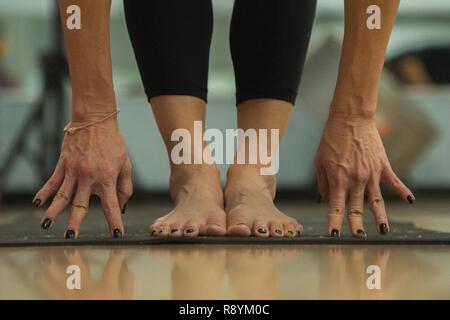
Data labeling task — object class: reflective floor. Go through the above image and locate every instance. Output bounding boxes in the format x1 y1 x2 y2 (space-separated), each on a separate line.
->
0 199 449 299
0 245 449 299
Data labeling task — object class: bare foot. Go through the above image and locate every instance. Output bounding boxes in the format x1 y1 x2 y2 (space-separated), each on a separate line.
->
225 165 303 237
150 165 226 237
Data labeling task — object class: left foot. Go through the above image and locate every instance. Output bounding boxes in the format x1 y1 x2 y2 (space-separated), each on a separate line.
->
224 165 303 237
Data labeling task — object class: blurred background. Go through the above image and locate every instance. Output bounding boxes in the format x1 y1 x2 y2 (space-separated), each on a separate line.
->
1 0 449 206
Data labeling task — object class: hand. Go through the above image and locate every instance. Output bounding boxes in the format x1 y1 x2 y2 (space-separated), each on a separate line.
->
33 117 133 238
315 115 415 237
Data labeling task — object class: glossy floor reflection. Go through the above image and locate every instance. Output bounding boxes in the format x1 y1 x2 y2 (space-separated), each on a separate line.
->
0 245 449 299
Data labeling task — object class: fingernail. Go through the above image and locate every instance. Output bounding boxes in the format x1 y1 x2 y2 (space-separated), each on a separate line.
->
33 198 41 207
379 223 389 235
330 229 340 238
41 218 52 230
316 194 322 203
407 195 415 204
185 228 194 234
275 229 282 235
171 229 178 233
121 203 127 214
257 228 267 234
64 229 75 239
356 229 367 238
113 228 123 239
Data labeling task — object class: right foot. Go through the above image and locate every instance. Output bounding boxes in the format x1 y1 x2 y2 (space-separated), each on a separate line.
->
150 165 227 237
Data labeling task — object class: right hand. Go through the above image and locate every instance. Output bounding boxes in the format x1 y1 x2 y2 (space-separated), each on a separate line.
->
33 116 133 239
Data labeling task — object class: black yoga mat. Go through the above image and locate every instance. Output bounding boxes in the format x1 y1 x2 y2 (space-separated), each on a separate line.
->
0 204 449 247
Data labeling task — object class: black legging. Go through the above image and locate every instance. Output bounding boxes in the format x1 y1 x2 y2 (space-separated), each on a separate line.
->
124 0 316 105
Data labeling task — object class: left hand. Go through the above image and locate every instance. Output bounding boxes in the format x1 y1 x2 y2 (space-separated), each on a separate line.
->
314 115 415 237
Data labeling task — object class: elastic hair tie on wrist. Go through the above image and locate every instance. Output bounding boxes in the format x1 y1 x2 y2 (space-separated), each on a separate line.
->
63 109 119 134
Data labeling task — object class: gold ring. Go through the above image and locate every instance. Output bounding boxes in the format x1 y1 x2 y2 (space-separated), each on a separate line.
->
71 203 89 214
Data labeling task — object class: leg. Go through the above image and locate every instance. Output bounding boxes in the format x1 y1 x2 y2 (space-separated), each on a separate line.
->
226 0 316 237
124 0 226 237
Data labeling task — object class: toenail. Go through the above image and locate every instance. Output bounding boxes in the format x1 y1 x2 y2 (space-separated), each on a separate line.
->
159 229 164 234
186 228 194 234
257 228 267 234
275 229 282 235
151 230 156 236
171 229 178 233
287 230 295 236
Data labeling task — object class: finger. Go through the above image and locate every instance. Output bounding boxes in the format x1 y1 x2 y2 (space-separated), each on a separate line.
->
99 184 124 238
381 167 415 204
347 185 366 238
33 160 65 207
366 180 389 235
66 182 92 239
41 175 76 229
327 175 347 238
316 166 329 203
117 159 133 214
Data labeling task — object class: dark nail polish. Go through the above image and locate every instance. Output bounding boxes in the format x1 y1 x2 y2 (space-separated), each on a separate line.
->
288 230 295 236
121 203 127 214
65 229 75 239
186 228 194 234
379 223 389 235
257 228 267 234
151 230 156 236
330 229 340 238
41 218 52 230
356 229 367 237
113 228 123 239
316 194 322 203
407 195 415 204
171 229 178 233
275 229 282 235
33 198 41 207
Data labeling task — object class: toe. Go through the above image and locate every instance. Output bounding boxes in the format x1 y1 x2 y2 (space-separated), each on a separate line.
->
269 223 284 237
169 223 183 237
149 223 161 236
183 223 199 237
283 223 297 237
157 224 170 237
227 223 252 237
252 221 269 237
204 223 227 236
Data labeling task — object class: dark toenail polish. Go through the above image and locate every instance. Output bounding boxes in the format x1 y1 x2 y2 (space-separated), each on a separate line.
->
407 195 415 204
316 194 322 203
65 229 75 239
33 198 41 207
379 223 389 235
159 229 164 234
356 229 367 237
41 218 52 230
275 229 282 235
257 228 267 234
330 229 340 238
171 229 178 233
186 228 194 234
113 228 123 239
151 230 156 236
288 231 295 236
121 203 127 214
